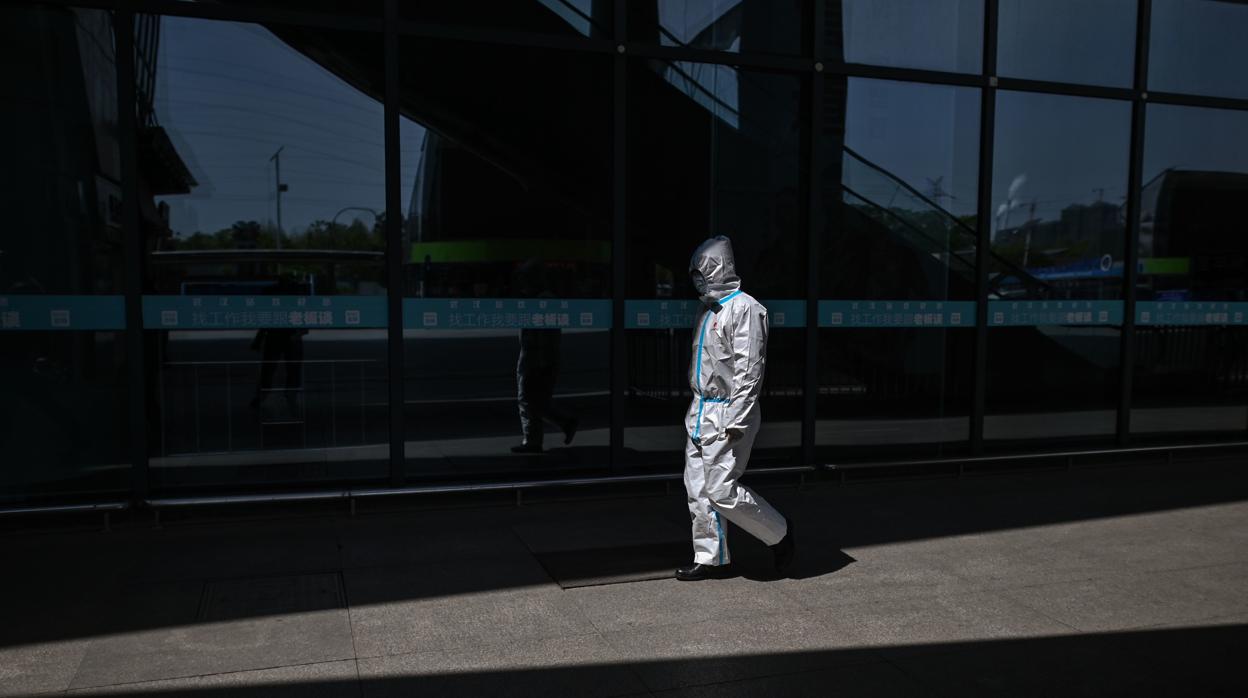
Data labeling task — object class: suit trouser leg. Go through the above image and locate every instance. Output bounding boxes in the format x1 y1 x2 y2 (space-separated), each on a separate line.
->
684 437 728 565
700 428 788 547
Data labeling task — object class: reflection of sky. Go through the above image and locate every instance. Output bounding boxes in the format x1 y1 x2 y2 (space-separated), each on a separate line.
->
997 0 1136 88
991 92 1131 239
840 0 983 73
844 78 980 219
155 17 395 237
1150 0 1248 100
1144 103 1248 181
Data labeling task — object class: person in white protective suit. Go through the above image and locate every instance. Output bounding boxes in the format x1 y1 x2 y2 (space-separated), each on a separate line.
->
677 235 795 581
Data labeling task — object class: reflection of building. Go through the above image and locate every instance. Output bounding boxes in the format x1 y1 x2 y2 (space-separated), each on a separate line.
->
1140 169 1248 301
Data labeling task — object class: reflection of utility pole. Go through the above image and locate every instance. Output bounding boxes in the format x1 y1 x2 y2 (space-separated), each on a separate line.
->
1092 187 1105 202
269 146 287 249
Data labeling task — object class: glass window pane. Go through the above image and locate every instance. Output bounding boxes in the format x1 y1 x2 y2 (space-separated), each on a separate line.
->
817 78 979 458
3 5 122 295
1133 103 1248 438
990 92 1130 301
400 39 611 478
402 0 612 38
628 0 807 55
986 92 1130 448
625 60 804 468
826 78 981 301
142 16 389 491
1149 0 1248 100
1 6 130 504
834 0 983 74
997 0 1136 88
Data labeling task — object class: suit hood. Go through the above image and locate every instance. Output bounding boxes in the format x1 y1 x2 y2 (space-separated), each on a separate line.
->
689 235 742 305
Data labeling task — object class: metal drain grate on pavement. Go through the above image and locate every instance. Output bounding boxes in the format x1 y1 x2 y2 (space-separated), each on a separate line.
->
198 572 345 621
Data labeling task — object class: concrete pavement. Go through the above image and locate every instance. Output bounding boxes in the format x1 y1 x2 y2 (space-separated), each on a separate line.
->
3 455 1247 696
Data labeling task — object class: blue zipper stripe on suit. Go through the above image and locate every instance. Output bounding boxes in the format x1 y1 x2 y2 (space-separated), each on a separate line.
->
714 511 725 565
692 289 744 441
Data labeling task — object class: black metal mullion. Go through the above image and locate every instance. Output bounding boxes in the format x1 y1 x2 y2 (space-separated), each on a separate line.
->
802 1 823 468
383 0 404 486
117 7 150 505
609 0 627 473
994 76 1135 101
1146 90 1248 112
1118 0 1152 446
971 0 999 455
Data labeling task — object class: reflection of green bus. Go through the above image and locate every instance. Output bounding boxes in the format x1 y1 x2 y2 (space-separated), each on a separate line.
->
1140 169 1248 301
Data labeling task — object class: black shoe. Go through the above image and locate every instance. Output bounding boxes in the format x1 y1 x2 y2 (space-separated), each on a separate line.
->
675 563 730 581
771 516 795 574
563 418 579 445
510 442 543 454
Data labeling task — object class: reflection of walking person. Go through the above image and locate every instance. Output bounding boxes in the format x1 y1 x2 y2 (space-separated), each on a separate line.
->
512 327 578 453
677 236 795 581
248 328 307 415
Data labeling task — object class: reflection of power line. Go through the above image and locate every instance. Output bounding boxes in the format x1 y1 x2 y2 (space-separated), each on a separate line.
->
169 133 382 171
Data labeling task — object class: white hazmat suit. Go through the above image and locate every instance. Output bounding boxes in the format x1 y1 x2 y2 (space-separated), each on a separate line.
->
683 236 789 568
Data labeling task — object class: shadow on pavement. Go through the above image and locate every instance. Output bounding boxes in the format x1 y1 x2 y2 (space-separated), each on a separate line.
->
58 623 1248 697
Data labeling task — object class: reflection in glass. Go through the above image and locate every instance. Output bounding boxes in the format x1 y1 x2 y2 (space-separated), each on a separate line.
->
626 60 803 467
0 332 130 502
1139 105 1248 302
400 40 611 478
834 0 982 74
991 91 1130 301
817 78 977 457
997 0 1135 88
986 92 1128 447
141 17 389 489
2 5 121 295
1150 0 1248 100
1133 104 1248 437
0 6 131 502
826 78 980 301
628 0 806 55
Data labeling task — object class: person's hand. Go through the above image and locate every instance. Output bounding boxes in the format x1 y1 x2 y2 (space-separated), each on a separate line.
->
725 428 744 442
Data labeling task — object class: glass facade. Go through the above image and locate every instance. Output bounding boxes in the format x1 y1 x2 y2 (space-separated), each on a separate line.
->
2 0 1247 507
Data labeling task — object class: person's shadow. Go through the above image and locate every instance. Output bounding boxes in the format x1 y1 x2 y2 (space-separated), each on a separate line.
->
720 523 856 581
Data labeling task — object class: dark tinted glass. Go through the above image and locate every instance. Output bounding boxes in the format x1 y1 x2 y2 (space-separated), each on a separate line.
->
986 92 1129 448
1150 0 1248 100
141 16 389 491
400 39 611 478
824 78 980 301
817 78 978 458
991 91 1130 301
998 0 1136 88
402 0 611 38
0 6 130 503
833 0 983 74
625 60 804 467
2 5 122 295
1132 104 1248 438
628 0 806 54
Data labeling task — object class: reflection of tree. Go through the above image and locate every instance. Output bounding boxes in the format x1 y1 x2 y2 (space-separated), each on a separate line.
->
169 217 385 252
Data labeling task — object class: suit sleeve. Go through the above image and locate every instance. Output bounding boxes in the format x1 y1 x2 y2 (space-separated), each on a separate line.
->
723 302 767 431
